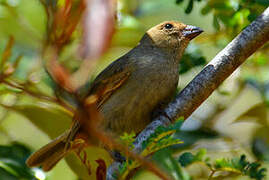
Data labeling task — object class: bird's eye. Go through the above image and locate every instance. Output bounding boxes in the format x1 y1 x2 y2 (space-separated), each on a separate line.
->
164 23 173 29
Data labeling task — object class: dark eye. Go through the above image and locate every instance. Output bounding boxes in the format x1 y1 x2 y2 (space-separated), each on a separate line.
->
164 23 173 29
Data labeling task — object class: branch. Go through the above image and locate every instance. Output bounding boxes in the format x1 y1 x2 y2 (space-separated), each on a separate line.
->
107 7 269 179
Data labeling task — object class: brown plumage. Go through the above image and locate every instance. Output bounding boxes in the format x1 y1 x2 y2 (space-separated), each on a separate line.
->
26 21 203 171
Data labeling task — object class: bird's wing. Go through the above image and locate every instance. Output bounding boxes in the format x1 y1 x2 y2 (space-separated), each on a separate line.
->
87 56 134 108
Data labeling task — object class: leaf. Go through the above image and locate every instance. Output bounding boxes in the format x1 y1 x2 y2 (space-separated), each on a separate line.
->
175 0 184 4
65 146 112 180
201 5 212 15
153 148 190 180
213 15 220 30
120 132 136 149
178 149 207 167
178 150 267 180
10 104 72 139
178 152 195 167
142 135 183 156
255 0 269 6
214 155 266 180
185 0 193 14
252 137 269 161
195 148 207 161
248 13 259 22
142 119 184 150
119 120 184 179
0 167 18 180
247 163 266 180
179 43 206 74
96 159 107 180
0 143 38 180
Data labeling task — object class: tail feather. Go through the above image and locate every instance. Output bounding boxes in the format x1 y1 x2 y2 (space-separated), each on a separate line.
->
26 131 69 171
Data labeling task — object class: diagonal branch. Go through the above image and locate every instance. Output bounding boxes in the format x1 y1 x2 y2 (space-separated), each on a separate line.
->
134 6 269 153
107 7 269 179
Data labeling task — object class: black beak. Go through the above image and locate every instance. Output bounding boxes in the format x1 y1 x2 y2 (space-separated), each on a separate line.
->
182 25 203 40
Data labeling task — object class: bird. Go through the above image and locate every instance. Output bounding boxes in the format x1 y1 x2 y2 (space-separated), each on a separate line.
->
26 21 203 171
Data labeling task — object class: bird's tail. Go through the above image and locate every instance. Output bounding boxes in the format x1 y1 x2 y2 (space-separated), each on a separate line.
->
26 131 69 171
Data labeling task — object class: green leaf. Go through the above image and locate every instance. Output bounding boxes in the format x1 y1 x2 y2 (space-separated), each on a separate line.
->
247 13 258 21
178 151 266 180
195 148 207 161
175 0 184 4
201 5 212 15
0 167 18 180
153 149 190 180
178 152 195 167
120 132 136 149
214 155 266 180
119 120 184 178
213 15 220 30
185 0 193 14
178 149 207 167
179 44 206 74
0 143 38 180
255 0 269 6
246 163 266 180
10 104 72 139
142 119 184 150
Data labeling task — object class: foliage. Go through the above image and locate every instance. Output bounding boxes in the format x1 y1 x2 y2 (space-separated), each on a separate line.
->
118 119 184 179
120 132 136 149
178 149 208 167
176 0 268 35
0 142 39 180
176 0 202 14
178 150 266 180
179 44 206 74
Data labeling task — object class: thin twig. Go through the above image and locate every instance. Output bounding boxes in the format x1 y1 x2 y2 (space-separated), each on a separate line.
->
2 79 75 113
208 170 215 180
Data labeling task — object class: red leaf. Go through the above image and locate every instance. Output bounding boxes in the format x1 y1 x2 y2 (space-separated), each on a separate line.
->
96 159 107 180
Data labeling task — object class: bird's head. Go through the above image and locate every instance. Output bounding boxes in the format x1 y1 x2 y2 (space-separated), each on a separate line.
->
142 21 203 58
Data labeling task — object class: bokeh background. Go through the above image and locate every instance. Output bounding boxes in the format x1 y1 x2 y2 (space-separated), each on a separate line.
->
0 0 268 179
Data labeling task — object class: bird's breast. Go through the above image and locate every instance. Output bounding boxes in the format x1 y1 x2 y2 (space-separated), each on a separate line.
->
100 61 179 135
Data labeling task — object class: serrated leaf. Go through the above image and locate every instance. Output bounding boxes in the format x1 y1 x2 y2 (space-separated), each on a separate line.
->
120 132 136 149
214 155 266 180
119 120 184 178
142 119 184 150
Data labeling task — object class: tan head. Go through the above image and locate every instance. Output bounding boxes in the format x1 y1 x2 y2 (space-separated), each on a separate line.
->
142 21 203 58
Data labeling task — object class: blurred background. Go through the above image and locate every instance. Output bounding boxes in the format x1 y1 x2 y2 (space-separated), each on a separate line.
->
0 0 268 179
